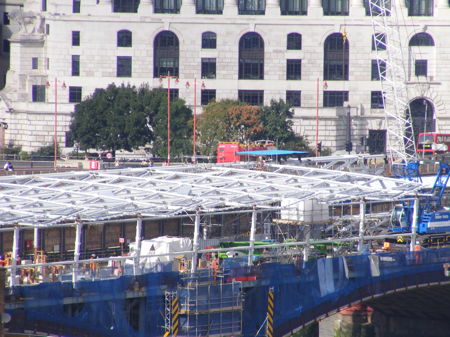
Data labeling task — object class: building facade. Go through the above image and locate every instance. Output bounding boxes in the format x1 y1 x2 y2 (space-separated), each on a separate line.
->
0 0 449 153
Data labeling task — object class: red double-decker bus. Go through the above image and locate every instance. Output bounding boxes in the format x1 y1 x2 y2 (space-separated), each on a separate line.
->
417 132 450 154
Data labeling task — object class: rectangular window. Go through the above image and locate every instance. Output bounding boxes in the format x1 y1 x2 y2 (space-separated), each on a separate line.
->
155 58 179 78
201 58 216 79
72 55 80 76
280 0 307 15
323 0 349 15
32 57 38 70
65 131 74 148
154 0 182 13
365 0 391 15
286 90 301 107
372 33 386 51
239 59 264 79
323 91 348 107
46 58 50 70
407 0 433 16
72 31 80 46
3 13 9 25
73 0 81 13
371 91 384 109
238 0 265 14
117 56 132 77
113 0 140 12
415 59 428 76
46 24 50 35
201 89 216 105
286 59 301 80
69 86 82 103
32 85 46 102
196 0 223 14
238 90 264 105
42 0 47 11
371 59 386 81
3 40 10 54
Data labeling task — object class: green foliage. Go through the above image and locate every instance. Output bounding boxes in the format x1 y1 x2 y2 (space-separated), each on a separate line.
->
152 97 193 159
70 83 156 153
197 98 311 156
30 144 58 160
196 99 243 156
1 144 22 155
19 151 30 160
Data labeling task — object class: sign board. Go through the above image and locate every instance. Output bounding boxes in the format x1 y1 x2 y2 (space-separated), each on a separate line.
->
119 237 125 243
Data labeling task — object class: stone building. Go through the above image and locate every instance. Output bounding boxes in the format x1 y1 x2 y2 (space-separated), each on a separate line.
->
0 0 448 153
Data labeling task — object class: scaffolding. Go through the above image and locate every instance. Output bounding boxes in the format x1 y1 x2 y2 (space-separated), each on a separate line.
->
172 269 243 336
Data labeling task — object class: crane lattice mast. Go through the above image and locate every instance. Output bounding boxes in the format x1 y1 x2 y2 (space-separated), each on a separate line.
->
369 0 417 164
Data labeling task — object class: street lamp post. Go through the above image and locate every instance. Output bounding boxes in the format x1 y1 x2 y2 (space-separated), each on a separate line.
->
159 72 179 165
46 79 66 169
185 79 206 164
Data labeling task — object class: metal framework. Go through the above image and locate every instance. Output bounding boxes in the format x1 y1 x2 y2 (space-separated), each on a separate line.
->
369 0 417 163
0 163 421 228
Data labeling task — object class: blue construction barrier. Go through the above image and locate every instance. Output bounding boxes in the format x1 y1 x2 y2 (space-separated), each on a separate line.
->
5 248 450 337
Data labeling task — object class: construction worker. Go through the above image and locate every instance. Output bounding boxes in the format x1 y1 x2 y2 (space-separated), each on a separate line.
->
90 254 97 279
211 256 219 280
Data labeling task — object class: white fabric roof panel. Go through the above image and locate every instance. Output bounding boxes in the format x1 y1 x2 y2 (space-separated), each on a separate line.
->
0 163 421 227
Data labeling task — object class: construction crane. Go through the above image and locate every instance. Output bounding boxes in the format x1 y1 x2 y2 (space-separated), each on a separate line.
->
368 0 450 243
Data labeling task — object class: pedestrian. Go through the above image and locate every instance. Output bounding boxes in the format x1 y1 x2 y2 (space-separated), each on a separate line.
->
3 161 13 171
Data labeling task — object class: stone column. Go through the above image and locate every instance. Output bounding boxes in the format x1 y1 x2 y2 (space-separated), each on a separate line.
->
223 0 238 16
308 0 323 17
97 0 112 14
181 0 196 14
350 0 365 16
266 0 281 16
138 0 154 14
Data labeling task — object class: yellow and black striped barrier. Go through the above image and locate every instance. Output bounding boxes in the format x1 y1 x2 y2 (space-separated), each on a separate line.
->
267 288 274 337
171 296 179 336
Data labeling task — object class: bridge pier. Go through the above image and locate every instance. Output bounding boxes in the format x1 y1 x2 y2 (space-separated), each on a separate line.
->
334 304 375 337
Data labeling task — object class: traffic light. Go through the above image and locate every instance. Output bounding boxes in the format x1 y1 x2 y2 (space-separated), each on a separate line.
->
318 142 322 153
345 141 353 152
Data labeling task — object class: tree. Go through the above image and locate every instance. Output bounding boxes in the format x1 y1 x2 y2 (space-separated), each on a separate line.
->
257 99 310 151
70 83 154 154
152 97 193 159
228 105 263 143
196 100 244 156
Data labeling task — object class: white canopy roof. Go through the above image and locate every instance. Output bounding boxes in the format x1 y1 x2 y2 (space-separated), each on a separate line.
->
0 163 421 228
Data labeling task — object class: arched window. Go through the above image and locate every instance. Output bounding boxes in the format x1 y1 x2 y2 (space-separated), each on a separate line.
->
113 0 140 12
117 30 132 47
323 33 349 81
196 0 223 14
154 31 179 78
239 32 264 80
409 32 434 46
287 33 302 50
202 32 217 49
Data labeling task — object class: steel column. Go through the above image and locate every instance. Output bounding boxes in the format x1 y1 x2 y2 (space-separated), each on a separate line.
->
10 226 20 287
191 209 200 273
73 221 83 284
248 207 256 266
134 217 143 276
358 199 366 253
410 196 419 252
